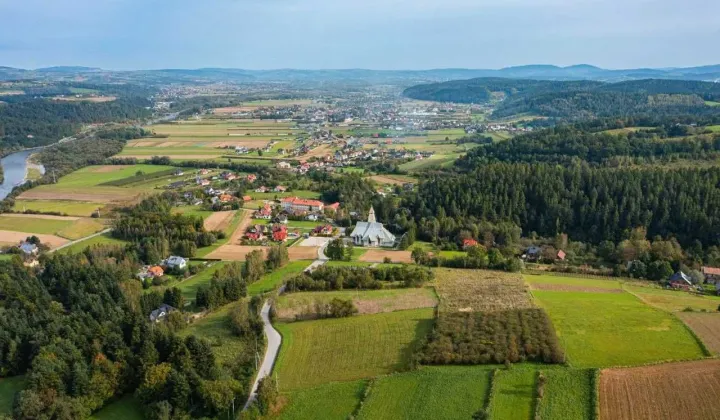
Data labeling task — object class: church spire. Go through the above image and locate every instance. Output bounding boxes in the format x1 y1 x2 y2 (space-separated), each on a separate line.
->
368 206 376 223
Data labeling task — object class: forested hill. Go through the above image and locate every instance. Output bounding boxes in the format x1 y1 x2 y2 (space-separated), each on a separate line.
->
403 78 720 120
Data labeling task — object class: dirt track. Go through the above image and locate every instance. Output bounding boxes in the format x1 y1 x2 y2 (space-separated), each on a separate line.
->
358 249 413 263
203 211 236 232
600 360 720 420
206 245 318 261
0 213 80 221
0 230 69 249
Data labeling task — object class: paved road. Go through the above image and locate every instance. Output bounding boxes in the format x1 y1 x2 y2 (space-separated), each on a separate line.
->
49 228 112 253
244 299 282 410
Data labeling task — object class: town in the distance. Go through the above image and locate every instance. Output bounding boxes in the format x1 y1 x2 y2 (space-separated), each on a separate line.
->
2 64 720 420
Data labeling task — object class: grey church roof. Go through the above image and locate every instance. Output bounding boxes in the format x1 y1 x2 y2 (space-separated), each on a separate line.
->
351 221 396 242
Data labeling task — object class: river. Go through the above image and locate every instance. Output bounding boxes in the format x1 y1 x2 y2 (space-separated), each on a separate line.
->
0 149 45 200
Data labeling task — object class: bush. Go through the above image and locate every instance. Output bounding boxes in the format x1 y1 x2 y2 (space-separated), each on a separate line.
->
256 376 278 415
284 265 434 292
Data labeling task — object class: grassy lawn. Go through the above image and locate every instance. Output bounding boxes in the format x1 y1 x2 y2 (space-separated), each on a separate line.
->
708 125 720 132
538 368 594 420
0 215 74 234
276 380 365 420
625 285 720 312
90 395 144 420
488 368 536 420
533 290 705 367
171 206 213 220
275 308 434 390
176 261 229 303
58 233 127 254
12 200 102 216
248 260 312 296
350 247 368 260
180 302 250 365
437 250 466 259
524 273 623 290
357 366 492 420
0 376 25 416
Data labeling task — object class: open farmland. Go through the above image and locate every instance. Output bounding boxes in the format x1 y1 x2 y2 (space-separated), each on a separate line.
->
57 232 127 254
12 200 104 217
524 273 623 292
625 284 720 312
206 244 318 261
357 366 492 420
488 368 536 420
538 368 594 420
0 214 76 234
676 312 720 354
202 210 236 231
435 268 533 312
274 308 434 390
276 380 365 420
358 249 412 263
247 260 312 296
0 230 68 249
533 290 705 367
275 287 437 320
599 360 720 420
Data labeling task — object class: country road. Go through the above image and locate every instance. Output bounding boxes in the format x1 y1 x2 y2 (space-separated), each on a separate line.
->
244 299 282 410
50 228 112 253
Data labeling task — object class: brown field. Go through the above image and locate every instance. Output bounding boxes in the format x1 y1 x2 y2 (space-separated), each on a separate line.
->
0 230 69 249
213 106 255 114
434 268 534 312
368 175 406 185
206 245 318 261
90 165 127 173
0 213 80 221
358 249 413 263
599 360 720 420
118 154 219 160
301 144 333 159
53 96 116 102
204 140 270 148
529 283 624 293
228 210 254 243
677 313 720 354
203 211 236 232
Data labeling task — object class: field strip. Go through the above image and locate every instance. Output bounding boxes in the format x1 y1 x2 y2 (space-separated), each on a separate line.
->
203 210 236 231
0 230 69 249
0 213 80 221
206 245 318 261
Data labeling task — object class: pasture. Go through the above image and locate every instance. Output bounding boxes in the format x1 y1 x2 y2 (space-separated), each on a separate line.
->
276 380 365 420
176 261 229 302
538 368 594 420
524 273 623 292
12 200 103 217
599 360 720 420
274 308 434 390
357 366 492 420
247 260 312 296
488 368 536 420
533 290 705 367
625 285 720 312
57 233 127 254
0 214 105 241
434 268 533 312
275 287 437 320
676 312 720 354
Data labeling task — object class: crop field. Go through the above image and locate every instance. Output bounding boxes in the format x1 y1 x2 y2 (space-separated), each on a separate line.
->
274 308 434 390
0 214 75 234
434 268 533 312
524 273 623 292
247 260 312 296
202 210 236 231
0 230 69 249
357 249 412 263
625 285 720 312
398 154 460 172
599 360 720 420
357 366 492 420
12 200 103 216
275 287 437 320
676 312 720 354
366 174 417 186
58 232 127 254
18 164 178 203
533 290 705 367
538 368 594 420
488 368 536 420
0 376 24 415
196 210 248 257
90 396 144 420
206 244 318 261
276 380 365 420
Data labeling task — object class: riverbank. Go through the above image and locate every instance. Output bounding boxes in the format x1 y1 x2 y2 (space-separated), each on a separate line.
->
0 149 46 201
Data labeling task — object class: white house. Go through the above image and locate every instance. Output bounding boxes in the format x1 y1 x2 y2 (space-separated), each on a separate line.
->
350 207 396 247
165 256 187 270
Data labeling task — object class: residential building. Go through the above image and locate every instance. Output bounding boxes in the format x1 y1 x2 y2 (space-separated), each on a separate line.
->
18 241 38 255
149 304 176 323
702 266 720 284
350 207 396 247
247 174 257 182
274 185 288 192
256 205 273 219
165 256 187 270
668 271 693 289
281 197 324 213
462 239 478 249
272 225 288 242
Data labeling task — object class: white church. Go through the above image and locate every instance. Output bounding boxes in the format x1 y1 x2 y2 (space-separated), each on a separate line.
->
350 207 396 247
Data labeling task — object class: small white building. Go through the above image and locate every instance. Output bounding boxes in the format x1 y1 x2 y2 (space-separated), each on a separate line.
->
350 207 396 247
165 256 187 270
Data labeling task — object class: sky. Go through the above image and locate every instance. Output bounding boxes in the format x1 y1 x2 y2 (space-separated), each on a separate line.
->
0 0 719 70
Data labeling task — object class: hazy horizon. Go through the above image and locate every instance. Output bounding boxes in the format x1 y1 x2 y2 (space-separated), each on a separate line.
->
1 0 719 70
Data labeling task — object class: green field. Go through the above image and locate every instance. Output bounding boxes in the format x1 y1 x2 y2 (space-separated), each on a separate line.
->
398 154 458 172
625 285 720 312
171 206 214 220
175 261 229 302
524 273 622 290
276 380 365 420
250 190 320 201
12 200 102 216
538 368 594 420
275 308 434 390
248 260 312 296
0 376 25 416
533 290 705 367
708 125 720 132
0 215 74 234
706 101 720 107
58 233 127 254
357 366 492 420
181 302 250 365
488 368 536 420
90 396 144 420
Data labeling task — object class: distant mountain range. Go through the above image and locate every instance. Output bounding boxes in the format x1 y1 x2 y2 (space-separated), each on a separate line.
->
1 64 719 84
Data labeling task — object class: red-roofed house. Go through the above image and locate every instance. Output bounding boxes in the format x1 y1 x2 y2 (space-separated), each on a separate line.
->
246 225 264 241
148 266 165 277
462 239 478 249
242 195 252 202
281 196 325 213
256 204 273 219
219 194 234 203
247 174 257 182
326 202 340 212
556 250 567 261
274 185 288 192
702 266 720 284
271 224 288 242
313 225 334 235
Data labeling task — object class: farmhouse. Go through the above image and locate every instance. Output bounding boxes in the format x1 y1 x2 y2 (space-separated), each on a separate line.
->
462 238 478 249
18 241 38 255
271 225 288 242
281 196 325 213
149 304 176 323
702 266 720 284
668 271 693 290
274 185 288 192
350 207 396 247
165 256 187 270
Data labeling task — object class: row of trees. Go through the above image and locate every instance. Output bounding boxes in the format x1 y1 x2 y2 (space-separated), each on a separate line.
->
285 265 434 292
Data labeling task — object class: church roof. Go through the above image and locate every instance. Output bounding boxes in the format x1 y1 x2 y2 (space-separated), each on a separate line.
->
351 221 396 242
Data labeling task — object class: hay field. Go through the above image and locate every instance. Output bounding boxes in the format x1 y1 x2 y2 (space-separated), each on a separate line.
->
599 360 720 420
274 308 434 390
676 312 720 354
434 268 533 312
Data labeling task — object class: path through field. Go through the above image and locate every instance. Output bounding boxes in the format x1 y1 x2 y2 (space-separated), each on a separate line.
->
50 228 112 253
244 300 282 410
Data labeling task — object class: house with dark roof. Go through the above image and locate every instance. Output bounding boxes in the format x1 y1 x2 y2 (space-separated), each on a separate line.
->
668 271 693 290
149 304 176 323
350 207 396 247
